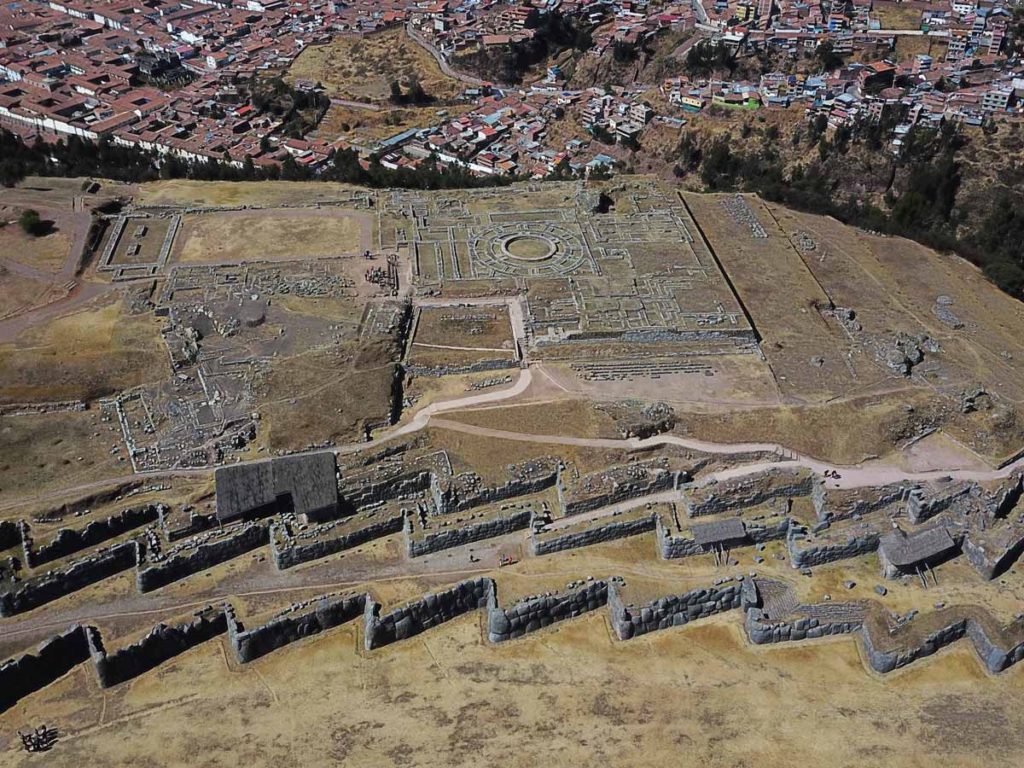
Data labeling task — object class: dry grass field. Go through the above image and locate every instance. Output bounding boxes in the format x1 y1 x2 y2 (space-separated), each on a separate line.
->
0 221 70 275
135 180 368 208
872 0 925 28
286 29 464 104
0 299 166 404
0 270 56 321
173 209 373 264
315 103 468 144
0 409 128 506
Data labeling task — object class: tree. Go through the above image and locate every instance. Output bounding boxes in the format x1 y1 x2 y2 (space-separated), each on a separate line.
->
18 209 50 236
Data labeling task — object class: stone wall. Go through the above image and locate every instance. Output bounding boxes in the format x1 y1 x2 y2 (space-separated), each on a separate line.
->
812 481 907 522
743 606 863 644
531 514 657 556
966 620 1024 673
23 505 161 568
0 625 91 712
487 581 608 642
404 358 518 378
786 525 881 569
226 594 367 663
407 508 532 557
364 578 492 650
562 470 679 517
609 579 744 640
136 523 268 592
961 530 1024 581
683 469 813 517
432 468 558 515
860 617 968 674
271 512 405 570
86 607 226 688
0 541 140 617
340 470 432 516
655 515 705 559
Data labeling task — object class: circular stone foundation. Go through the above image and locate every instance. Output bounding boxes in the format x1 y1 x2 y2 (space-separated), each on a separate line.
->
500 234 557 262
468 222 590 277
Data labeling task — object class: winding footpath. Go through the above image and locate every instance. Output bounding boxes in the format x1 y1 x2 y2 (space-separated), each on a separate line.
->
5 365 1024 516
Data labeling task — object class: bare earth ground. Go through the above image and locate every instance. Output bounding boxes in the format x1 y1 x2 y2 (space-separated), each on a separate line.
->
0 299 167 404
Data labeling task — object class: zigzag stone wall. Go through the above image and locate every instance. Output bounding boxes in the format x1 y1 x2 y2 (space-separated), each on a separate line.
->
407 508 532 557
86 607 226 688
609 579 746 640
961 530 1024 581
226 594 367 663
487 580 608 642
7 573 1024 711
432 469 558 515
23 505 161 568
136 523 268 592
0 540 140 617
531 514 657 556
0 625 90 712
338 470 432 518
271 513 404 570
363 578 492 650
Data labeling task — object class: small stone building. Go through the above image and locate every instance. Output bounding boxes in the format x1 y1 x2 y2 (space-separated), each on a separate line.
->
691 518 748 550
878 525 958 579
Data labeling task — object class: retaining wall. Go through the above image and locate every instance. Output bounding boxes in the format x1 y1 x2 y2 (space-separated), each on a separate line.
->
609 579 744 640
136 523 268 592
487 581 608 642
531 514 657 556
226 594 367 663
24 505 161 568
364 578 492 650
786 526 881 569
0 541 139 617
0 625 91 712
86 607 227 688
407 508 532 557
271 512 404 570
